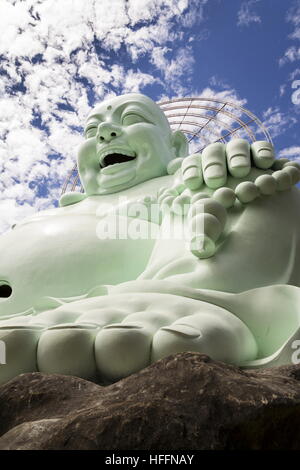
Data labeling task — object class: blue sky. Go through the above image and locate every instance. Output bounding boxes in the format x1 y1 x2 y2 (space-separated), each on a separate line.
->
0 0 299 232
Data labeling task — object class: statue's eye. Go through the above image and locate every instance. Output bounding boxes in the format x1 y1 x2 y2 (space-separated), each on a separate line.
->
84 125 98 139
122 113 146 126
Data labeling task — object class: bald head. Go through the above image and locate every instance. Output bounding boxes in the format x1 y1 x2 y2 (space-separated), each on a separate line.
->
78 92 188 195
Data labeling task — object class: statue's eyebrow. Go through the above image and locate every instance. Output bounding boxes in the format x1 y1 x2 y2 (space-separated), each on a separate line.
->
115 102 156 122
86 101 157 124
86 113 102 123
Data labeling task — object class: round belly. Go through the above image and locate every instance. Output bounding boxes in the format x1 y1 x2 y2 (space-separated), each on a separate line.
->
0 213 155 316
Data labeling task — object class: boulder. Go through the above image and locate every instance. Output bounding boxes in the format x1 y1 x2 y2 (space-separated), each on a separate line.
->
0 352 300 450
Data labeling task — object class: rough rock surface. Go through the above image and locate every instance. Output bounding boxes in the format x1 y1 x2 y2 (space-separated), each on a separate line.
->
0 352 300 450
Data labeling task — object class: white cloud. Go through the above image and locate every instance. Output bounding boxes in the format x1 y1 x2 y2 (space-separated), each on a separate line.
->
279 46 300 66
279 84 286 96
290 68 300 80
209 76 231 90
0 0 209 233
237 0 261 27
151 46 195 95
287 1 300 41
279 1 300 66
262 107 297 138
278 146 300 160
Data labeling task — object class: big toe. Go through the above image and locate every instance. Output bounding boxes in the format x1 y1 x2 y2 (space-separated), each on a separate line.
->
151 323 202 362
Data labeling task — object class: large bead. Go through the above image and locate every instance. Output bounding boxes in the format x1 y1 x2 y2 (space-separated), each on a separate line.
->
272 170 292 191
235 181 260 203
213 187 236 208
255 174 276 195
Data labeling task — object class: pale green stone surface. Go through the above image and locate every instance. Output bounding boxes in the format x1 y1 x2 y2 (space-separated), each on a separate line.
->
0 93 300 384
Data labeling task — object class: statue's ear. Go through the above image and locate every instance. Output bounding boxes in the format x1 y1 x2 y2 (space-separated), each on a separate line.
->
171 130 189 158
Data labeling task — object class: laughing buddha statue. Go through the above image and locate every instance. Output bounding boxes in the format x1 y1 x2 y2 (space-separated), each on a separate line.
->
0 92 300 385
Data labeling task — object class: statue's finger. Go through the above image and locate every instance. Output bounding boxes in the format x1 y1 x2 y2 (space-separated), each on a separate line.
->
167 157 184 175
202 143 227 189
226 139 251 178
251 141 275 169
181 153 203 190
271 158 289 171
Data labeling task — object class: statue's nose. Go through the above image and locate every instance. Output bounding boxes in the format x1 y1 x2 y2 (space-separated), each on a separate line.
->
97 122 122 143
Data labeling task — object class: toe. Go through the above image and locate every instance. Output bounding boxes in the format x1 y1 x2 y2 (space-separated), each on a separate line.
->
0 325 43 385
95 323 152 381
94 309 182 381
37 323 98 380
151 323 203 362
151 312 257 365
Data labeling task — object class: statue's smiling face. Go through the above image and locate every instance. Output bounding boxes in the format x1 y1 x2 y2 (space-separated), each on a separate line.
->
77 93 187 195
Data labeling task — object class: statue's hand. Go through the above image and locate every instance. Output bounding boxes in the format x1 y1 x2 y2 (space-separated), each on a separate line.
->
161 138 300 212
171 139 276 191
159 139 300 259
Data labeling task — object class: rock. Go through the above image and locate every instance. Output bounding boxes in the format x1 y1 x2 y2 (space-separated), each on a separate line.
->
0 352 300 450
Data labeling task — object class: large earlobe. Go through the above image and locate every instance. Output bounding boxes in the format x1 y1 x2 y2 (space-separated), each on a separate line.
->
171 130 189 158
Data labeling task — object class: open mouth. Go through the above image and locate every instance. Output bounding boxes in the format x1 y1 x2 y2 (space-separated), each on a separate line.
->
100 151 137 169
